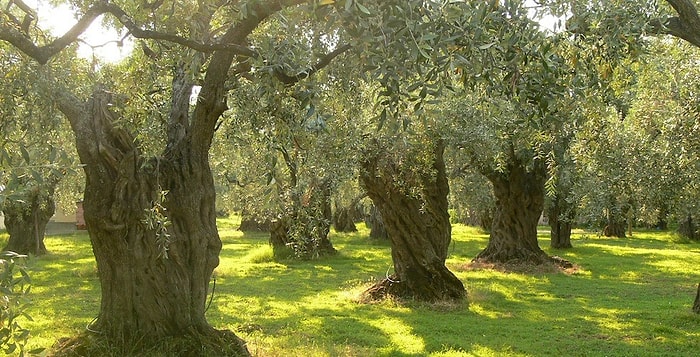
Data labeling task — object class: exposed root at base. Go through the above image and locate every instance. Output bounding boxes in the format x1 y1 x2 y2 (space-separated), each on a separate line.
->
359 277 467 305
459 255 580 275
51 328 250 357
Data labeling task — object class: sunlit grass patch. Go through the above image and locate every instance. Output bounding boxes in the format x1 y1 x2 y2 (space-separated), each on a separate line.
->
6 222 700 356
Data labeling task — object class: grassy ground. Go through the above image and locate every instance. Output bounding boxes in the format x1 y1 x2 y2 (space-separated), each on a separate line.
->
2 220 700 356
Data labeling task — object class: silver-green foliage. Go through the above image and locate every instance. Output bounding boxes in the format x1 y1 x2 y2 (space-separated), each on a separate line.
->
0 251 40 356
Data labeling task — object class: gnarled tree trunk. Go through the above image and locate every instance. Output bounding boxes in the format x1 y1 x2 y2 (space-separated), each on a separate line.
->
360 140 465 302
333 194 365 233
474 161 551 264
51 77 248 355
56 88 248 353
2 181 57 256
603 215 627 238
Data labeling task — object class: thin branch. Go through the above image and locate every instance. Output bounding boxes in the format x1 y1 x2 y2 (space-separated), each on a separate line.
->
0 0 258 64
273 44 352 85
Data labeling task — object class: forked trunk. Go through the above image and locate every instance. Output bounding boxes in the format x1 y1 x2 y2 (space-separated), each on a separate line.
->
360 140 465 302
2 183 56 256
475 162 551 264
59 89 248 354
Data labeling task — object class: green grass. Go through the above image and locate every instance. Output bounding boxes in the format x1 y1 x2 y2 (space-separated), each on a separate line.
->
2 223 700 356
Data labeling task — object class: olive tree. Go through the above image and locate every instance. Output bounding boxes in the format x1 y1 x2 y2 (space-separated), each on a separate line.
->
1 0 362 353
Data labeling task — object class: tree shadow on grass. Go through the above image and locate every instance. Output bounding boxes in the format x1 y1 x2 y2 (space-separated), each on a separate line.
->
398 235 700 356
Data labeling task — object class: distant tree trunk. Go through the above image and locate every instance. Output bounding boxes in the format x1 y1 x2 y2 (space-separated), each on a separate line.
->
238 210 272 231
333 194 365 233
479 207 494 232
655 203 669 230
360 140 465 302
474 160 552 264
678 213 697 241
270 178 336 259
333 206 358 232
365 205 388 240
693 283 700 314
603 204 627 238
2 181 57 256
548 194 574 249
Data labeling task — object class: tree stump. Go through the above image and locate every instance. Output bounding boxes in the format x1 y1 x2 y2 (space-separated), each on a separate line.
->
693 283 700 314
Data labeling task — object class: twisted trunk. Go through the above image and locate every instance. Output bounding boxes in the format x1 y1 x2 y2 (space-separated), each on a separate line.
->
360 141 465 302
475 161 551 264
52 88 248 353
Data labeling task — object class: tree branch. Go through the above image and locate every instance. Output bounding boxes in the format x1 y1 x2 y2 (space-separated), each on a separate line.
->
273 44 352 85
648 0 700 48
0 0 258 64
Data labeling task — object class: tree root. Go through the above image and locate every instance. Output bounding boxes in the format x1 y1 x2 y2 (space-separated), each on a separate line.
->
51 327 250 357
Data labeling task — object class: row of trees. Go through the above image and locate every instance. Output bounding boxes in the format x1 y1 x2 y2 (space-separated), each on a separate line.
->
3 0 700 355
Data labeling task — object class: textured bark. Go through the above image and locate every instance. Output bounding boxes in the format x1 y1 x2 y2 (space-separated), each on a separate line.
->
50 82 248 354
2 183 56 256
365 205 388 240
360 140 465 302
62 89 247 351
333 194 366 233
548 194 574 249
474 161 551 264
693 283 700 314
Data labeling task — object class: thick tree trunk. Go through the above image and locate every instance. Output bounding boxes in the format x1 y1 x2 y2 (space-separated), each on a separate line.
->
360 140 465 302
548 194 574 249
56 88 248 354
479 207 494 232
333 206 358 232
2 183 56 256
693 283 700 314
474 162 552 264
